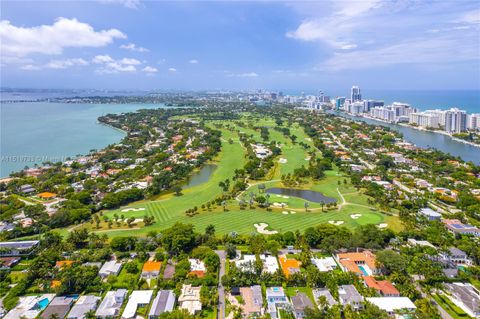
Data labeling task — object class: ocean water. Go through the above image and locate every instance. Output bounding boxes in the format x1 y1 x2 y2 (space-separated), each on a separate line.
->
0 102 163 177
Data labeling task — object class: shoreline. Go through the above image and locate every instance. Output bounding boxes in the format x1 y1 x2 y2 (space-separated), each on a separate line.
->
97 120 128 135
343 112 480 149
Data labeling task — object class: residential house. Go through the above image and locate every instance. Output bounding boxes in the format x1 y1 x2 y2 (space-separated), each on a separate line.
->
0 240 39 256
19 184 35 194
406 238 436 249
0 257 21 269
235 254 258 273
41 296 75 319
67 295 100 319
366 297 416 318
363 277 400 297
335 250 379 276
418 208 442 221
290 293 314 319
444 283 480 318
240 286 263 317
122 290 153 319
266 287 289 319
188 258 206 277
142 260 162 278
279 255 301 277
338 285 364 311
95 289 127 318
442 219 480 237
4 294 55 319
312 289 337 308
178 284 202 315
261 255 279 274
311 257 337 272
440 247 473 266
148 290 175 319
99 260 123 278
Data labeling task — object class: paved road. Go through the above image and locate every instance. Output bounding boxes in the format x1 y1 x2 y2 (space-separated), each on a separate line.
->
414 283 453 319
215 250 226 319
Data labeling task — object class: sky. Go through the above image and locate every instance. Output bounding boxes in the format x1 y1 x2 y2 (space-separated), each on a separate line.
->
1 0 479 92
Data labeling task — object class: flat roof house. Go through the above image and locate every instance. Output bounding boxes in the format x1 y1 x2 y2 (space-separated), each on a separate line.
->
266 287 289 319
142 260 162 278
313 289 337 308
442 219 480 237
95 289 127 318
4 294 55 319
178 284 202 315
366 297 416 318
418 208 441 221
363 277 400 297
240 286 263 317
67 295 100 319
261 255 279 274
41 296 75 319
290 293 314 319
0 240 39 256
338 285 364 311
148 290 175 319
99 260 123 278
188 258 206 277
122 290 153 319
235 254 258 273
335 250 379 276
311 257 337 272
444 283 480 318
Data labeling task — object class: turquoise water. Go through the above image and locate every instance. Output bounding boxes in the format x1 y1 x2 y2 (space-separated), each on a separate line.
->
358 265 369 276
37 298 49 310
0 102 164 177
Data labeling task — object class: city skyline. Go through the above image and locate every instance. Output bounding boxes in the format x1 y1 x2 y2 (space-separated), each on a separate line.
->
1 0 479 91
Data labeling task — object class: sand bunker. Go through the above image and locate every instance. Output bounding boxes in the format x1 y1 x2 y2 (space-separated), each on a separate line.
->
121 208 145 212
272 202 287 207
282 211 289 215
123 218 143 223
254 223 278 234
328 220 345 226
377 223 388 228
279 158 288 164
305 138 312 141
290 211 296 214
305 157 311 161
350 214 362 219
281 195 289 199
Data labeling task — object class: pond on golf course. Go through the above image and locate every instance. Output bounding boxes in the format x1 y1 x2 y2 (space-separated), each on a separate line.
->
266 187 337 204
184 164 217 188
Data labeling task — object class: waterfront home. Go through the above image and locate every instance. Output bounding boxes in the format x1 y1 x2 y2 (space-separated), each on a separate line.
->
235 254 258 273
439 247 473 266
0 240 39 256
67 295 100 319
363 277 400 297
311 257 337 272
37 192 57 200
442 219 480 237
240 286 263 317
406 238 436 249
19 184 35 194
338 285 364 311
121 290 153 319
41 296 75 319
279 255 301 277
335 250 379 276
148 290 175 319
266 287 289 319
444 283 480 318
290 293 314 319
99 260 123 278
178 284 202 315
0 257 20 269
95 289 127 318
418 208 441 221
366 297 416 318
312 289 337 308
188 258 206 277
4 294 55 319
261 255 279 274
141 260 162 278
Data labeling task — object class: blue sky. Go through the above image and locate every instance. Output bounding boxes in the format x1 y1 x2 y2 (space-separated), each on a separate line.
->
1 0 479 91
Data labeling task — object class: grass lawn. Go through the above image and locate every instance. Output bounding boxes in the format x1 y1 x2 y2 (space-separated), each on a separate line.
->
111 260 142 289
432 294 471 319
66 114 401 238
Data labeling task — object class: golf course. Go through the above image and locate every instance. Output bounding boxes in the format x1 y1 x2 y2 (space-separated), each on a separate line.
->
75 114 401 236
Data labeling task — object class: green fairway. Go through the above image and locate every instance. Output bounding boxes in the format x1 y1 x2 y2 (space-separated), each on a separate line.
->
73 114 401 237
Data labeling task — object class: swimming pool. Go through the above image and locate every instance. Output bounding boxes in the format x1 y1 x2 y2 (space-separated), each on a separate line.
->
37 298 49 310
358 265 369 276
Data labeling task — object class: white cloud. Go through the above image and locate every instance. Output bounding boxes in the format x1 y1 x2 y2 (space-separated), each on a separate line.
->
120 43 149 52
189 59 199 64
20 64 41 71
45 58 89 69
168 67 177 72
0 18 126 58
454 9 480 25
92 55 141 73
99 0 141 9
228 72 259 77
142 66 158 73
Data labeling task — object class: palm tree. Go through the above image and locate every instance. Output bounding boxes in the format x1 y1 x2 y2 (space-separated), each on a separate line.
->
304 202 309 212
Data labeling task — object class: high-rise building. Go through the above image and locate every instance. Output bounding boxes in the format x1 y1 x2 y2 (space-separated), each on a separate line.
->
351 86 362 102
444 108 467 133
409 113 440 128
468 114 480 130
335 97 346 110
